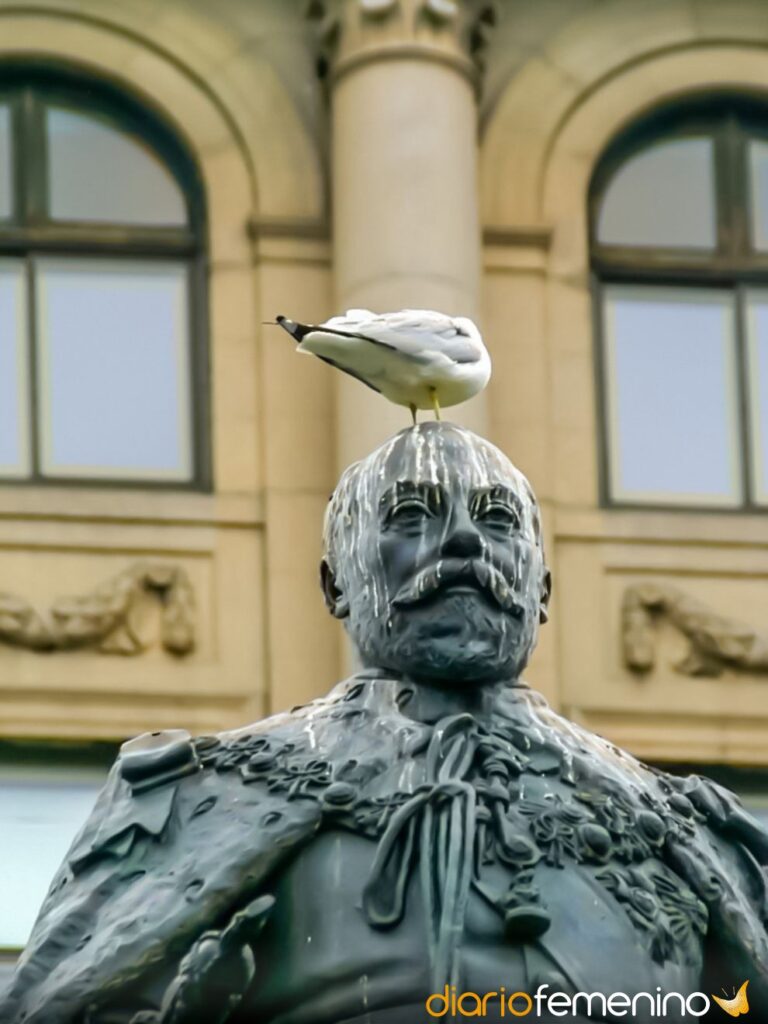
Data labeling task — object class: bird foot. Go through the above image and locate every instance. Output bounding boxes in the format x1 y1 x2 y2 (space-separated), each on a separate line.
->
429 389 441 421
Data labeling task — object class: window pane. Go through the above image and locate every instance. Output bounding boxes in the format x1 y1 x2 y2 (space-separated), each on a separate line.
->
47 107 186 226
597 139 716 248
603 286 740 504
748 141 768 251
0 766 104 948
36 259 193 480
0 261 30 478
0 105 12 219
745 290 768 503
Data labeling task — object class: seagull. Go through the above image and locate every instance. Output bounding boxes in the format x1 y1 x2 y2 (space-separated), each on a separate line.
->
275 308 491 423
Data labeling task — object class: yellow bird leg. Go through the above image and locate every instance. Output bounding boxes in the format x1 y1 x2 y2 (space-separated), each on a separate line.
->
409 403 418 426
430 388 441 421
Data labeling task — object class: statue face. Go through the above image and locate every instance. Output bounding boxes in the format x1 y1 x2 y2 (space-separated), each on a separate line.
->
322 423 551 685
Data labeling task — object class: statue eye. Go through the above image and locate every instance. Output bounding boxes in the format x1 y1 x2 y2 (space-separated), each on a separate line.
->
477 504 520 532
387 499 431 527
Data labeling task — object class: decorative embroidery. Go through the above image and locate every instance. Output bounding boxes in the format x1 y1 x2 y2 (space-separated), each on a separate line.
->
518 793 590 867
499 869 551 940
192 718 710 967
597 864 707 965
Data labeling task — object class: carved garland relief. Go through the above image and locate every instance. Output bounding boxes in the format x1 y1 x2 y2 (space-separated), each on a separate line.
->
0 562 195 657
622 582 768 677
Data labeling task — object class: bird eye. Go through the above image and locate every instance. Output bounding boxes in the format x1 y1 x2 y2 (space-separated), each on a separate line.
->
477 504 520 532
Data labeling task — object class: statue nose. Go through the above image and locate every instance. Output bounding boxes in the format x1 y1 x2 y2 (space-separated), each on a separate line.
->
441 521 484 559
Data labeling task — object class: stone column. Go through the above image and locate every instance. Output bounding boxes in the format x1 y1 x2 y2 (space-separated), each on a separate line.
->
309 0 496 468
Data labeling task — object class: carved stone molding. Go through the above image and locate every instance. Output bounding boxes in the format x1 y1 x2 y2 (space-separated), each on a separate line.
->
622 582 768 678
305 0 498 84
0 562 195 657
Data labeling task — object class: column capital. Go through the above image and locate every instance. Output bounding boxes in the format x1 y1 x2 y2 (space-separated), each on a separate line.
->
305 0 498 88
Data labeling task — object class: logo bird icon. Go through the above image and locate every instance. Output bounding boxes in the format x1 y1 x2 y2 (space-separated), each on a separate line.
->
711 980 749 1017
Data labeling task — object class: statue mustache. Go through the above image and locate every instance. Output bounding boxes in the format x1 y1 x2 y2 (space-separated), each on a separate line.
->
391 558 524 615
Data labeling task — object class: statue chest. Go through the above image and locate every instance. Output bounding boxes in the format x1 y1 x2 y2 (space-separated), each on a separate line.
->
212 705 713 1023
245 828 704 1024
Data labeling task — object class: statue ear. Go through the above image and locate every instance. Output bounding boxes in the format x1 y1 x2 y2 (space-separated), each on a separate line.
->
320 559 349 619
539 568 552 624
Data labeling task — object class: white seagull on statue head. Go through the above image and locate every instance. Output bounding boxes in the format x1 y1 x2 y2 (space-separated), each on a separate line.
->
275 308 491 423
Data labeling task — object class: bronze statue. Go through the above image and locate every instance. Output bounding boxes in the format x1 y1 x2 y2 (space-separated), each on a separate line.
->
3 422 767 1024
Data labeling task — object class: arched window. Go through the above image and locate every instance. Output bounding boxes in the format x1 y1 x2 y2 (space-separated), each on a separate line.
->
0 69 208 487
590 96 768 509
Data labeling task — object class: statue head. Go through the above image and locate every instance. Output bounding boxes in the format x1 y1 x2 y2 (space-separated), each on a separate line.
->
321 422 551 685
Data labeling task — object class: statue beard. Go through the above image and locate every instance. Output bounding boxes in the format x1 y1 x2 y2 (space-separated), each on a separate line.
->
349 591 537 686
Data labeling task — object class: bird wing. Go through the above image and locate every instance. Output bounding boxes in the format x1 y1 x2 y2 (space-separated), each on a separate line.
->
322 309 483 365
317 355 382 393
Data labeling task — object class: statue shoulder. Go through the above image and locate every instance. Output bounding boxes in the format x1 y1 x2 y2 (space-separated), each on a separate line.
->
70 695 340 871
66 729 198 875
2 716 326 1024
656 770 768 1012
2 681 386 1023
665 771 768 864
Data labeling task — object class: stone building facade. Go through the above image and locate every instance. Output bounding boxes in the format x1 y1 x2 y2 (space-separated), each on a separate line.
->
2 0 768 957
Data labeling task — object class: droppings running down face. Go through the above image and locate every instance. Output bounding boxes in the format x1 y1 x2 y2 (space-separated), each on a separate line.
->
322 422 551 686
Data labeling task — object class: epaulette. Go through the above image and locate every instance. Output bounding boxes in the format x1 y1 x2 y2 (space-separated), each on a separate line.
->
67 730 200 875
119 728 200 793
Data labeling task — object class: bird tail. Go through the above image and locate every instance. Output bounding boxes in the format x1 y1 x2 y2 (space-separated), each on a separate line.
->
276 315 314 342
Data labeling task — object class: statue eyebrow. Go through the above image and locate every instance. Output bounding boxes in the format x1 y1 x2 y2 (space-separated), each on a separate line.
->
470 486 523 514
379 481 445 516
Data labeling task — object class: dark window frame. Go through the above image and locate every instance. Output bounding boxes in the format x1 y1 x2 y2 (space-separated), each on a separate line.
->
0 64 211 492
590 94 768 512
